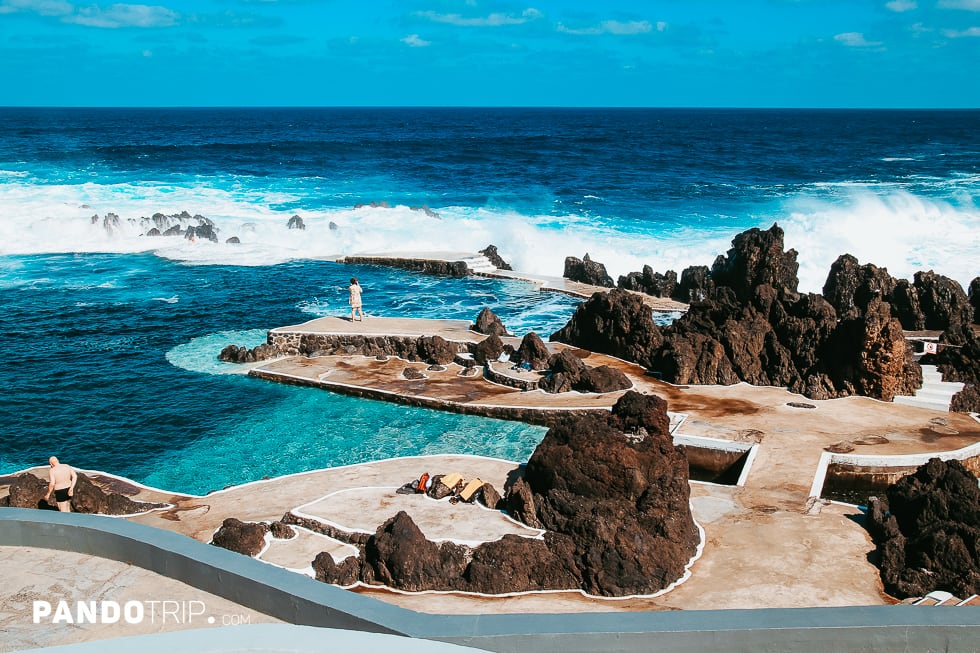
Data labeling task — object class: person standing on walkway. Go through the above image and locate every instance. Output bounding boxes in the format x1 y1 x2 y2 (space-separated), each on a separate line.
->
45 456 77 512
349 277 364 321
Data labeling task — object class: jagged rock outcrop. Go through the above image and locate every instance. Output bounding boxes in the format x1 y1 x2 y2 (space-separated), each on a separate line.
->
472 332 504 366
409 205 441 219
676 266 713 303
564 254 614 288
913 270 974 332
519 391 699 596
538 349 631 394
416 335 457 365
618 266 677 298
270 521 295 539
362 511 468 591
473 307 509 337
969 277 980 324
478 482 502 509
822 256 973 332
553 225 920 402
823 254 896 320
315 391 698 597
514 332 551 370
709 225 799 302
342 256 469 277
950 384 980 413
934 325 980 412
313 551 361 586
211 518 270 557
287 215 305 230
218 343 277 363
865 458 980 599
504 477 542 529
402 367 425 380
550 289 663 368
479 244 512 270
6 472 164 515
185 221 219 243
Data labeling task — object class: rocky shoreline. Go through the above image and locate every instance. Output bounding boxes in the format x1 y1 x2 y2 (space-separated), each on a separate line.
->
556 224 980 410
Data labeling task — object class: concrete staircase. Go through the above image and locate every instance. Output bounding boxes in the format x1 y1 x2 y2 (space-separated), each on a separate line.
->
460 254 497 274
894 364 965 412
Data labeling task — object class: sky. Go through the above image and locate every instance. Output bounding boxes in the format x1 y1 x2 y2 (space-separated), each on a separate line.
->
0 0 978 107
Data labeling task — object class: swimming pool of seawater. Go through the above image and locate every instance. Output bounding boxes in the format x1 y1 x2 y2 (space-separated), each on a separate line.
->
0 253 584 495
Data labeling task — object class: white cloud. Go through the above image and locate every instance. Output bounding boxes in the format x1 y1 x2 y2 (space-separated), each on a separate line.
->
401 33 431 47
417 7 542 27
834 31 883 47
66 3 178 28
943 25 980 36
886 0 917 11
557 20 654 36
0 0 73 15
0 0 178 27
938 0 980 9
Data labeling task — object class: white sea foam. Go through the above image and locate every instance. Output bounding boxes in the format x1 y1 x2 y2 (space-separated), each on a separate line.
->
779 187 980 292
166 329 268 375
1 178 977 294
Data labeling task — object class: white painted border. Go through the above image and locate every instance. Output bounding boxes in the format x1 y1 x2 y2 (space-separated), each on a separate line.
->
809 438 980 501
293 485 546 545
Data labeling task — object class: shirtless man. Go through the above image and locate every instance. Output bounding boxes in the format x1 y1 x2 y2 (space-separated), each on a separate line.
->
44 456 77 512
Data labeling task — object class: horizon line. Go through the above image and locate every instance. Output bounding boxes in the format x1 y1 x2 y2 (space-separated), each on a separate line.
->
1 105 979 111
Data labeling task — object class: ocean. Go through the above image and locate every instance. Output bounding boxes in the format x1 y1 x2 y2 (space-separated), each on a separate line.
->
1 107 977 494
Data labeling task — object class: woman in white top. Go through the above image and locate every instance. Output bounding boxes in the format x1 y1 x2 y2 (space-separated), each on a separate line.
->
348 277 364 321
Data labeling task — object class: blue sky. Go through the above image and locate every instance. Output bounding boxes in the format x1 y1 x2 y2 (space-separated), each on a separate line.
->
0 0 978 107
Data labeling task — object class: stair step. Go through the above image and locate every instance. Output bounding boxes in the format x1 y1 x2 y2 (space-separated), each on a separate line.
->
894 395 951 412
916 387 962 401
462 255 497 274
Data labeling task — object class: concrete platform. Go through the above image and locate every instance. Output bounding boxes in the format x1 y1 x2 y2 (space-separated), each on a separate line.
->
5 318 980 632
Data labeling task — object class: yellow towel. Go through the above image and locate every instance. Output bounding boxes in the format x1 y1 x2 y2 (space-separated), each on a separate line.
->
459 477 484 502
441 472 464 489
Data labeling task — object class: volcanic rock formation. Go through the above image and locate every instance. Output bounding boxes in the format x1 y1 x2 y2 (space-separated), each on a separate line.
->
865 458 980 599
313 391 699 597
211 518 270 557
554 224 924 402
5 472 165 515
564 253 614 288
472 307 509 337
479 244 513 270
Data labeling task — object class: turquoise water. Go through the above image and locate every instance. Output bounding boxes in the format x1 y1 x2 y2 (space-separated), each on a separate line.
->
0 253 570 494
2 107 978 495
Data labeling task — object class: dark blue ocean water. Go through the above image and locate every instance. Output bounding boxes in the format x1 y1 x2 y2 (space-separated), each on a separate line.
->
1 108 977 493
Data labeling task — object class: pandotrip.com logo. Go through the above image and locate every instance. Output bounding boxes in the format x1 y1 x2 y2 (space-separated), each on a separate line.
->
33 600 252 626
